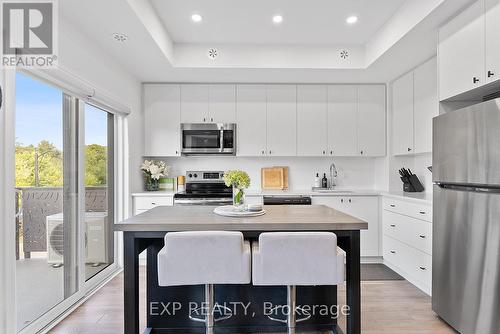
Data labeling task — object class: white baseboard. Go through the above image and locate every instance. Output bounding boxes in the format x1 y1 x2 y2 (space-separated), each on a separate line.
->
361 256 383 264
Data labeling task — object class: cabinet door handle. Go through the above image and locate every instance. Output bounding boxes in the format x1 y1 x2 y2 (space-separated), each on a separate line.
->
348 198 352 203
408 147 412 152
211 118 214 122
269 150 272 155
261 150 265 155
488 70 495 78
390 250 396 254
419 235 426 239
330 150 333 155
390 204 396 207
203 117 206 122
341 199 344 203
175 150 178 155
419 211 426 214
473 77 480 84
419 266 427 271
360 150 364 155
390 224 396 227
322 150 326 155
151 202 156 205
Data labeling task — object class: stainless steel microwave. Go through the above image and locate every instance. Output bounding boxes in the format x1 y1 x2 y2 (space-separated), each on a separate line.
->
181 123 236 155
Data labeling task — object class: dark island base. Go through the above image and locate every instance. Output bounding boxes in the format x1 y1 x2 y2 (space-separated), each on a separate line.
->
146 240 343 333
124 230 359 334
144 324 342 334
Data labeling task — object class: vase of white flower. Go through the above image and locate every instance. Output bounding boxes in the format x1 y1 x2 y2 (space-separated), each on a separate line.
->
223 170 250 209
141 160 170 192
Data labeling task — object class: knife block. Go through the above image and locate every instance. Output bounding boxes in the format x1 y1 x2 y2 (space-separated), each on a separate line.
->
401 175 425 192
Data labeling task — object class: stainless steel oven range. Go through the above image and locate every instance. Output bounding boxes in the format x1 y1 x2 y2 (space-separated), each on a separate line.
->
173 171 232 206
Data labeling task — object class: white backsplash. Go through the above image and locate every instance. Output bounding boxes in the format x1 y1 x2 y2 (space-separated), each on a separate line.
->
151 156 381 191
389 153 433 193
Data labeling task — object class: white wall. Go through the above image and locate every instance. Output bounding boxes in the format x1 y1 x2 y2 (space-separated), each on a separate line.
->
150 157 380 191
58 18 144 206
388 154 433 192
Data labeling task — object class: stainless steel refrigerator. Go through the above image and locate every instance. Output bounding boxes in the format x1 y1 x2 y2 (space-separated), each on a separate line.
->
433 98 500 334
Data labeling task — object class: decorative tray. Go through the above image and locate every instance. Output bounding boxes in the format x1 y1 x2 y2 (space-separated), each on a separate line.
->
213 205 266 218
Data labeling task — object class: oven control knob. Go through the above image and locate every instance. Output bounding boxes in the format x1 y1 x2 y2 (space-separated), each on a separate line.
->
188 173 193 178
193 173 198 178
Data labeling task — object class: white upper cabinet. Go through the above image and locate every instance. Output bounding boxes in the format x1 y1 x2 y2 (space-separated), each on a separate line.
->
144 84 181 157
392 58 438 156
413 57 438 154
180 84 209 123
145 83 386 157
438 0 485 100
208 84 236 123
266 85 297 156
327 85 358 156
297 85 328 156
180 84 236 123
392 72 414 156
236 85 267 156
486 0 500 83
357 85 386 157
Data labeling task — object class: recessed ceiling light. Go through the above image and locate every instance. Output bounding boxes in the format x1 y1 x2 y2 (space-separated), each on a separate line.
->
191 14 202 23
113 33 128 42
346 16 358 25
272 15 283 24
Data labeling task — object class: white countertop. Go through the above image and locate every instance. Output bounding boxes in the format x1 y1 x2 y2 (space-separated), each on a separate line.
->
132 190 176 197
246 189 380 196
131 189 433 204
381 191 433 204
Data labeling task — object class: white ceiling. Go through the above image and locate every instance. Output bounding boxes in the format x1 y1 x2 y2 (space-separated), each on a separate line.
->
60 0 475 83
150 0 406 45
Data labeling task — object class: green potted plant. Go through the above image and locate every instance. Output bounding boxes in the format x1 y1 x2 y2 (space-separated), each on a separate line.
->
223 170 250 209
141 160 170 191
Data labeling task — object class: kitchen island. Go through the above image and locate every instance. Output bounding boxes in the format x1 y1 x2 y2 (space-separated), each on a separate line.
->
115 205 367 334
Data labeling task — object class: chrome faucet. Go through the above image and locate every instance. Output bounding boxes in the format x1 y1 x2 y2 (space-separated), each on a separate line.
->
329 162 338 189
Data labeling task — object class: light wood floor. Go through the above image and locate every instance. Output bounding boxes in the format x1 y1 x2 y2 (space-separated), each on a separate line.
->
49 267 456 334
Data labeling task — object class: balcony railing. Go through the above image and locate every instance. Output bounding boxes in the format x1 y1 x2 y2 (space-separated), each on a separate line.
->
15 186 107 260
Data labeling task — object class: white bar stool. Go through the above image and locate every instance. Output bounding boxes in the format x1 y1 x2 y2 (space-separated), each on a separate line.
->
157 231 251 333
252 232 345 333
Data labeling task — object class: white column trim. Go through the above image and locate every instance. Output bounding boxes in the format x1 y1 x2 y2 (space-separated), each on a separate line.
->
0 69 17 334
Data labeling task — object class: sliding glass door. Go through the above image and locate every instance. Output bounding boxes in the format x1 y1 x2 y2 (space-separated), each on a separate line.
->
83 103 114 280
14 72 80 330
13 72 117 331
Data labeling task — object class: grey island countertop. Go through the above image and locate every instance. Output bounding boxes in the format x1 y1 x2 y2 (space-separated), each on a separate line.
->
115 205 368 232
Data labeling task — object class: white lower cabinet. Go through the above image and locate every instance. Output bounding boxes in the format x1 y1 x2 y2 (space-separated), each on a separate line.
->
132 195 174 216
312 196 380 257
382 196 432 295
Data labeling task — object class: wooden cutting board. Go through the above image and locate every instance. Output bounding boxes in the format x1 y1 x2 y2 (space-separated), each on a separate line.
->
273 166 289 190
261 167 284 190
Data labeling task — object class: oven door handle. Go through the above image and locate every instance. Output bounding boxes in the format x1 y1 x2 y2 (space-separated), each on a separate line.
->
174 198 232 205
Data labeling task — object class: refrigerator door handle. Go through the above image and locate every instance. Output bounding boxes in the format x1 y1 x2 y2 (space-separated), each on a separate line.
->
436 183 500 193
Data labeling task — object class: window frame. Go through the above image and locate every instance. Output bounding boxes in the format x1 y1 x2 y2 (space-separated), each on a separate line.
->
1 69 126 334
